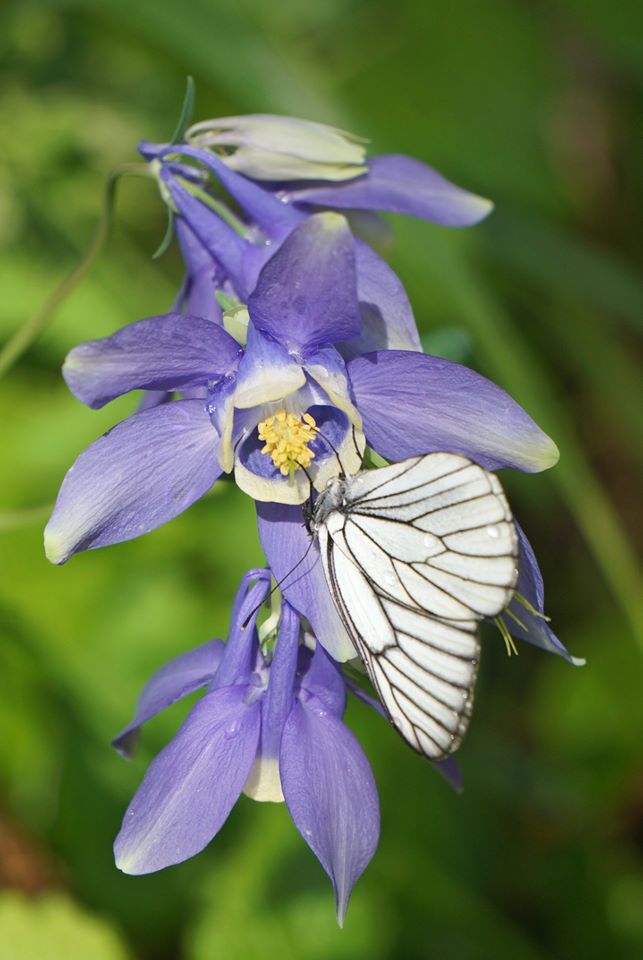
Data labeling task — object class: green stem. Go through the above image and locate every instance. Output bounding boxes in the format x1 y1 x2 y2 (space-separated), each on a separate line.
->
0 163 152 380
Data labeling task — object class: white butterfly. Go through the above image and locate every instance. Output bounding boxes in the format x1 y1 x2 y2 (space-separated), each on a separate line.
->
309 452 519 760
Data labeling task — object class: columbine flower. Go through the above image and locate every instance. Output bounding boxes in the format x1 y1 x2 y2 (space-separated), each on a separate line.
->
44 204 566 661
145 138 421 354
140 112 491 349
113 569 380 925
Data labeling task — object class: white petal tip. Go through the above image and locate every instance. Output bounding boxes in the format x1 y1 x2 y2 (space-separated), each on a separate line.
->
43 527 70 565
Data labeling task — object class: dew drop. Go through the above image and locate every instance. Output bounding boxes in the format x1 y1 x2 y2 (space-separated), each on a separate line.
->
423 535 434 547
225 719 242 739
486 525 499 539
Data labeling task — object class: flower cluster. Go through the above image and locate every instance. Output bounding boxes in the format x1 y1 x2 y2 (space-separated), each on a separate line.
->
46 113 579 922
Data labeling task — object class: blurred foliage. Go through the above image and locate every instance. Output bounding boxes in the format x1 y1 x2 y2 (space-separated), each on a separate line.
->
1 0 642 957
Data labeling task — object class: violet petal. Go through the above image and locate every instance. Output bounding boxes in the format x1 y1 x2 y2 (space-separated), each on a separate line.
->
248 214 362 356
503 525 584 665
281 697 379 925
113 639 225 758
45 400 221 563
348 351 559 472
256 501 356 662
63 314 242 409
114 686 261 874
288 154 493 227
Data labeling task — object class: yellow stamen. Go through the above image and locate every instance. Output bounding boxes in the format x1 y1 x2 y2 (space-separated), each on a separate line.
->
257 411 317 476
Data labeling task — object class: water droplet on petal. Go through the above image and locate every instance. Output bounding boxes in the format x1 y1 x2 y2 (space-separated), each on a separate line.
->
225 719 242 739
486 525 499 539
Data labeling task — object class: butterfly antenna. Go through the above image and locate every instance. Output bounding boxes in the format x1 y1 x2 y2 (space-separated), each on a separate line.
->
311 425 348 477
241 536 315 629
351 424 365 467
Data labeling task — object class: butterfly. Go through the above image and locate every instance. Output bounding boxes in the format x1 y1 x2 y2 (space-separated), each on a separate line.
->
307 452 519 760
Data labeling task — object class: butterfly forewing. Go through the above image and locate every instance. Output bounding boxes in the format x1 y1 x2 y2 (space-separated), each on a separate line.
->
316 452 519 760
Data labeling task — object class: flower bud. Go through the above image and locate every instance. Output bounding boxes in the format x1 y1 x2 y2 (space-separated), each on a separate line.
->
185 113 368 181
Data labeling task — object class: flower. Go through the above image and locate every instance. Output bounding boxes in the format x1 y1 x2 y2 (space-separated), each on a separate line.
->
146 139 421 354
140 112 492 345
184 114 369 181
44 214 564 661
113 569 381 925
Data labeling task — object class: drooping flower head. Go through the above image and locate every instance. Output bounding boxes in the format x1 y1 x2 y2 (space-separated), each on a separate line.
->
114 569 383 924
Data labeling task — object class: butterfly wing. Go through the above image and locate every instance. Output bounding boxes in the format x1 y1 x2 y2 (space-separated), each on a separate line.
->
318 453 518 759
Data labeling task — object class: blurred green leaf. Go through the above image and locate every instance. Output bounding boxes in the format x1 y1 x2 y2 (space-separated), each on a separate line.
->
0 893 132 960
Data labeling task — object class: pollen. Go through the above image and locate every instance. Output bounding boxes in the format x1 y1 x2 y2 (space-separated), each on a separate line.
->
257 410 317 476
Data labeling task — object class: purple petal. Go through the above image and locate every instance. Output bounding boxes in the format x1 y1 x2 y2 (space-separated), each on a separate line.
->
161 167 247 290
432 757 463 793
63 314 242 409
503 525 584 665
342 242 421 358
174 219 225 323
258 602 300 759
348 351 559 472
113 640 225 758
164 145 303 236
114 686 261 874
256 502 356 661
247 214 362 356
44 400 221 564
213 571 272 688
280 697 379 925
288 154 493 227
298 642 347 717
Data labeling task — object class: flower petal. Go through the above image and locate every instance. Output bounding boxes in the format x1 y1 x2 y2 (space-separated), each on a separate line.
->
288 154 493 227
503 525 584 665
164 144 303 236
280 697 379 925
233 325 305 409
114 686 261 874
174 219 225 323
303 345 362 426
342 242 421 357
161 166 247 289
214 570 272 688
298 641 347 717
348 351 560 472
45 400 221 564
244 602 300 803
256 502 356 661
113 640 225 758
63 314 242 409
247 213 362 356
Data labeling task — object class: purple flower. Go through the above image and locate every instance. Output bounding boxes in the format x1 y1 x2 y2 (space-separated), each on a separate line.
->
146 141 421 355
44 213 557 591
113 569 380 925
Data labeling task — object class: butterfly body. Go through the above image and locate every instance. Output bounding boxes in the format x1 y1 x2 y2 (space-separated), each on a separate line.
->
310 452 519 760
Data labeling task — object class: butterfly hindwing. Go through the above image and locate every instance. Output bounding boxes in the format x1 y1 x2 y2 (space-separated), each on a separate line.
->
316 453 519 760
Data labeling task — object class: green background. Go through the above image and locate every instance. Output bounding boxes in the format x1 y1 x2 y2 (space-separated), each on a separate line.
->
1 1 642 957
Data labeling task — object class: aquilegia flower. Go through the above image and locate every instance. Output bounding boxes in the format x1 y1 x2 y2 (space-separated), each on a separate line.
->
44 200 566 660
140 114 491 349
113 569 382 924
